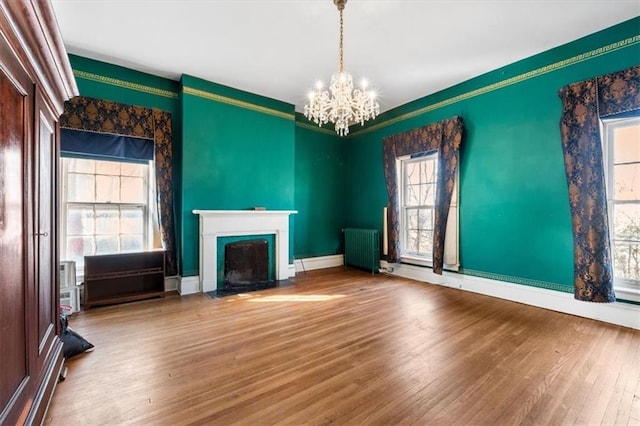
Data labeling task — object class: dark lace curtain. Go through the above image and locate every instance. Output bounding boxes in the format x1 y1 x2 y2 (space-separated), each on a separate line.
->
383 116 464 274
60 96 178 276
558 65 639 302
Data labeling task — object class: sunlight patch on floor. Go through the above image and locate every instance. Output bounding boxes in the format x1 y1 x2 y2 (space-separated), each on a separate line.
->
247 294 347 303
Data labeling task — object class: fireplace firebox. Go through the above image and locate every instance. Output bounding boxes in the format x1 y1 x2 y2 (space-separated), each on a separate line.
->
224 239 270 288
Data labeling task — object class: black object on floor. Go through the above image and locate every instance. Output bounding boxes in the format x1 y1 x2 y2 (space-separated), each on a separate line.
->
206 280 293 299
60 314 94 359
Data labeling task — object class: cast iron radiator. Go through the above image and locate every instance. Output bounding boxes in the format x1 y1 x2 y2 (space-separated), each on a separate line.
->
344 228 379 274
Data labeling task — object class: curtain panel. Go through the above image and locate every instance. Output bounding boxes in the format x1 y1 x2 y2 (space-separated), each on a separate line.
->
383 116 464 274
558 65 640 302
60 96 178 277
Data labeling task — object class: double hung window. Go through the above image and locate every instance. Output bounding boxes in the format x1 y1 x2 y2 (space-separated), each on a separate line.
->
603 117 640 301
398 152 459 269
61 157 153 270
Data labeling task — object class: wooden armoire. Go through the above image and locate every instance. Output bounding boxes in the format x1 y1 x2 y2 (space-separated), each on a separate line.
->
0 1 77 424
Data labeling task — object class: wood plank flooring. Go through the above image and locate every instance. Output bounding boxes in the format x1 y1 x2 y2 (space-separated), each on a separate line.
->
45 268 640 425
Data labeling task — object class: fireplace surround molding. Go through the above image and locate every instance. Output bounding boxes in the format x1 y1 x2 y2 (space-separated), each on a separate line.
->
193 210 298 292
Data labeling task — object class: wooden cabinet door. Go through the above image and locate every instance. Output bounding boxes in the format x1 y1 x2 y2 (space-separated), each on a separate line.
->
0 34 35 424
33 91 59 375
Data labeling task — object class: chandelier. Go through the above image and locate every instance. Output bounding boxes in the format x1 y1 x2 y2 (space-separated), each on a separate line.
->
304 0 380 137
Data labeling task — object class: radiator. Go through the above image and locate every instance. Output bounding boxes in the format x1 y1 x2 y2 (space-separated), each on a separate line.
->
344 228 379 273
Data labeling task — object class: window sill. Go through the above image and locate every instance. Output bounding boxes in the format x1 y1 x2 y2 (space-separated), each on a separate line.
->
399 255 460 272
615 283 640 303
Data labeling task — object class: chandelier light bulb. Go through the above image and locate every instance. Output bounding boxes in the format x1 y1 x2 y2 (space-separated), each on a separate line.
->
303 0 380 136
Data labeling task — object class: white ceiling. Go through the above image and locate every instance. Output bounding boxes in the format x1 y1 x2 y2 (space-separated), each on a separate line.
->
51 0 639 114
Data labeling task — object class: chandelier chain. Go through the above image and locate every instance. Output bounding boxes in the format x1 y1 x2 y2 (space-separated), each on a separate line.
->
339 7 344 72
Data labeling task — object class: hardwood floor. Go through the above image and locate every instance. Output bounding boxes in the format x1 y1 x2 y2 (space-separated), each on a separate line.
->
45 268 640 425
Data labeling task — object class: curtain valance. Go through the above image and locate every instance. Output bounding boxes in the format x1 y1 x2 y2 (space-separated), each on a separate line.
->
60 128 154 162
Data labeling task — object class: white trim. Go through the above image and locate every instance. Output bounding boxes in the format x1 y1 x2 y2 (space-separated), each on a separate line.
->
179 276 201 295
381 260 640 330
295 254 344 272
288 263 296 277
192 210 298 292
602 117 640 303
164 276 179 292
615 284 640 303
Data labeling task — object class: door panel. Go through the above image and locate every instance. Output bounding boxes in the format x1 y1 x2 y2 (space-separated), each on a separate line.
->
0 56 30 417
37 106 55 355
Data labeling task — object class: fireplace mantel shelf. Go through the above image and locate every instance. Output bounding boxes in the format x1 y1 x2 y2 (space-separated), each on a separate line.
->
192 210 298 216
193 210 297 292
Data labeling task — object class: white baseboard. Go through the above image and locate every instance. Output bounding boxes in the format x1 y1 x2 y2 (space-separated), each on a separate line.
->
164 276 179 292
179 276 201 295
295 254 344 272
288 263 296 278
380 260 640 330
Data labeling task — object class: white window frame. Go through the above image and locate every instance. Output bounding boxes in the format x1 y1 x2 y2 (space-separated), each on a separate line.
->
397 152 459 271
602 116 640 302
60 157 153 276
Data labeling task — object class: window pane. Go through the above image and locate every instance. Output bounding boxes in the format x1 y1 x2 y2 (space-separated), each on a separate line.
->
67 158 94 174
614 125 640 163
417 230 433 255
121 162 146 177
419 208 433 231
121 176 145 203
613 204 640 240
96 160 121 176
95 207 119 235
68 173 95 202
121 208 144 234
406 208 418 230
121 235 143 252
405 229 418 253
66 236 95 266
420 182 436 205
406 162 420 184
406 184 420 206
612 241 640 281
613 164 639 201
96 175 120 202
67 206 94 235
96 236 118 254
422 159 436 183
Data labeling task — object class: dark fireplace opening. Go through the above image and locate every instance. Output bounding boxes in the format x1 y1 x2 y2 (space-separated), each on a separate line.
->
224 239 271 289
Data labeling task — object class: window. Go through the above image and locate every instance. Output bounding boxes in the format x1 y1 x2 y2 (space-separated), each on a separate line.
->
398 152 459 269
603 117 640 301
61 157 154 270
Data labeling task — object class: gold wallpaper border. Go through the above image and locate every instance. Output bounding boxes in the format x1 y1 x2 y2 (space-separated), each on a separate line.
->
294 120 338 136
73 70 178 99
183 86 295 121
351 35 640 137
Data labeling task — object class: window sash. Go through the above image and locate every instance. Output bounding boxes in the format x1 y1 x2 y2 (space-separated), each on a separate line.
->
400 154 438 260
603 117 640 299
60 158 151 271
397 153 460 269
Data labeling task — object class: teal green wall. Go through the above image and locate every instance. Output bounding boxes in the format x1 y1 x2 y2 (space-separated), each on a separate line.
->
346 17 640 292
294 118 345 258
180 75 296 276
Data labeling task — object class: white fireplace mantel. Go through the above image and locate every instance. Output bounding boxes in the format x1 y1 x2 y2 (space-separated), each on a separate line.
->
192 210 298 292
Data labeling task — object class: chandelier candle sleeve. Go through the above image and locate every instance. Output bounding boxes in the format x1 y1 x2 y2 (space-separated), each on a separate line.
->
304 0 380 136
